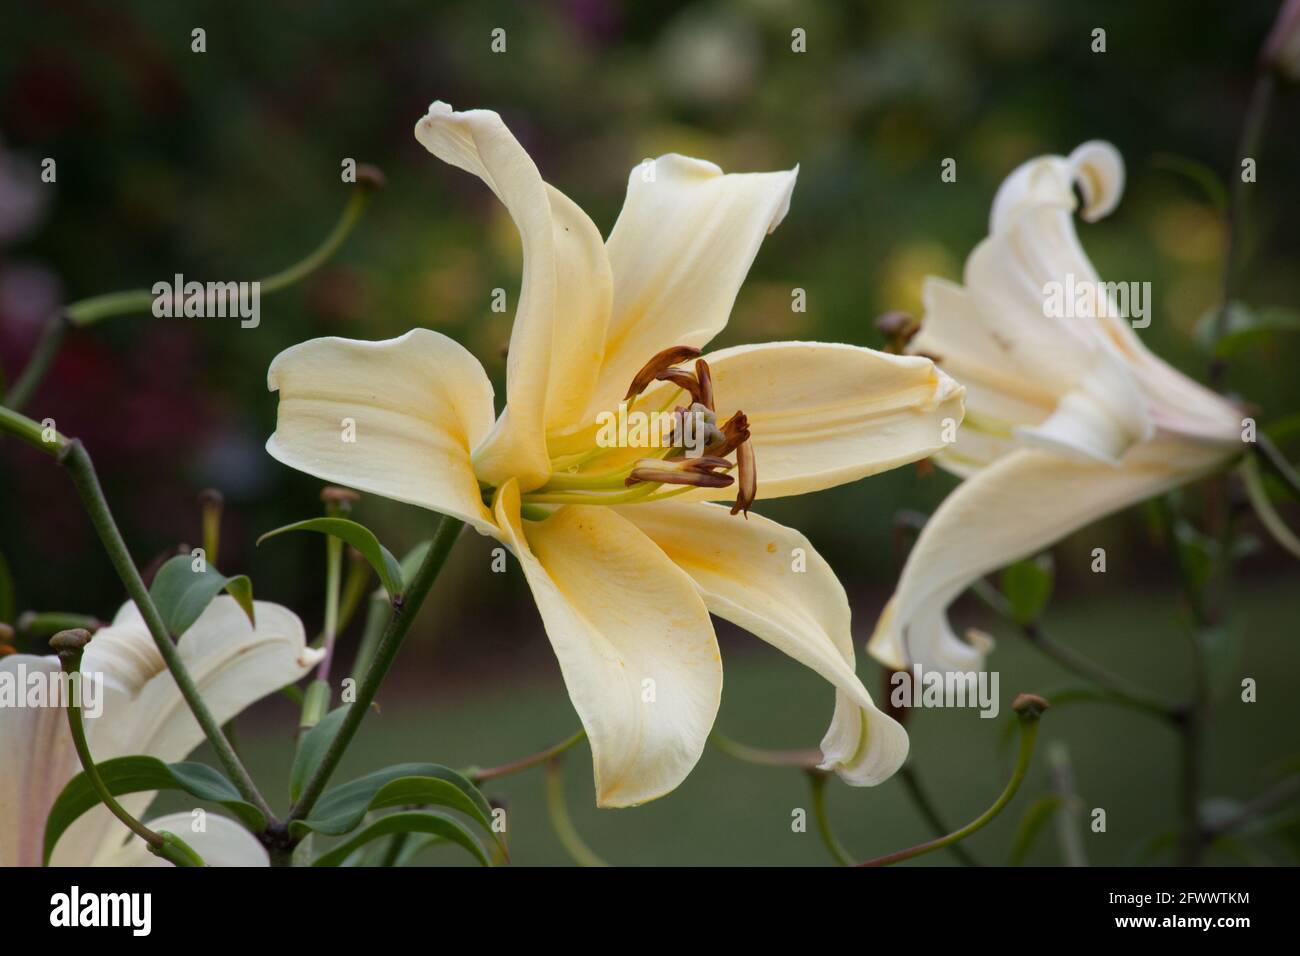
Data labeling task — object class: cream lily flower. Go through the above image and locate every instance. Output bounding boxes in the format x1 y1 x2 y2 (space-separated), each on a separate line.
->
265 102 964 807
0 597 321 866
869 142 1245 674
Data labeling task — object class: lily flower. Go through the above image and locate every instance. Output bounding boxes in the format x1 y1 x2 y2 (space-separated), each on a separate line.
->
0 597 321 866
264 102 964 807
869 142 1244 674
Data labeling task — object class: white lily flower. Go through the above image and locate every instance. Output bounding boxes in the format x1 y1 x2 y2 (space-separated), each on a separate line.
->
264 102 966 806
0 597 322 866
869 142 1245 674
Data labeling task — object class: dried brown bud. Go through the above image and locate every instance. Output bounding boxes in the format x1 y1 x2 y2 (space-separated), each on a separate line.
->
320 486 362 505
1012 693 1050 719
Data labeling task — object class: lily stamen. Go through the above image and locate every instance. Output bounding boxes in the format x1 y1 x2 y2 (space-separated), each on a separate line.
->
706 410 750 457
624 345 702 401
694 358 714 410
731 440 756 517
655 367 706 404
627 456 735 489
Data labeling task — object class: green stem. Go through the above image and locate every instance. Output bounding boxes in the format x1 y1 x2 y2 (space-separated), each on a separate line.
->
544 755 608 867
52 631 204 867
4 313 69 412
1255 434 1300 500
0 403 65 454
56 438 274 820
0 404 272 818
1021 622 1179 718
468 730 586 784
349 592 390 683
974 577 1177 718
898 764 979 866
288 515 464 823
708 730 821 769
1209 68 1274 387
857 696 1046 867
1202 774 1300 840
62 183 379 328
2 180 381 411
807 771 855 867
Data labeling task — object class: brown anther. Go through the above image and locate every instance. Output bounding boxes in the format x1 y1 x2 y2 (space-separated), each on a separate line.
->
706 411 750 457
655 368 704 404
624 345 702 401
730 440 756 518
694 359 714 410
626 456 735 489
0 622 13 643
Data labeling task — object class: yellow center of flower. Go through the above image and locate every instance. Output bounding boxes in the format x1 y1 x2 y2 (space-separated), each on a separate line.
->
490 346 757 518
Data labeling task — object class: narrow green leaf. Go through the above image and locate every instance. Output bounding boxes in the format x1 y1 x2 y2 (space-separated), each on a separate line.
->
148 554 254 636
43 756 265 863
1195 302 1300 358
1000 554 1054 626
290 704 352 802
291 762 501 853
312 811 490 867
258 517 404 601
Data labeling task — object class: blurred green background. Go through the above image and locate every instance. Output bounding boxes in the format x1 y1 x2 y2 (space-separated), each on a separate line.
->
2 0 1299 864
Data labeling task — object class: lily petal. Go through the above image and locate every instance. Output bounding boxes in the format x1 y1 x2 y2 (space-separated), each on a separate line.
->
266 328 498 536
415 102 613 485
493 480 722 807
619 501 907 785
95 812 269 867
0 656 81 866
869 442 1232 673
43 598 318 866
638 342 964 502
86 598 321 765
990 140 1124 231
579 156 798 422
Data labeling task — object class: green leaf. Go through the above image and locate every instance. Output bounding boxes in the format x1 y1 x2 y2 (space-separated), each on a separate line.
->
312 811 490 867
1008 795 1063 865
148 554 254 637
290 704 351 803
1194 302 1300 358
258 518 404 601
1000 554 1054 626
398 539 432 584
43 756 265 863
291 762 502 854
